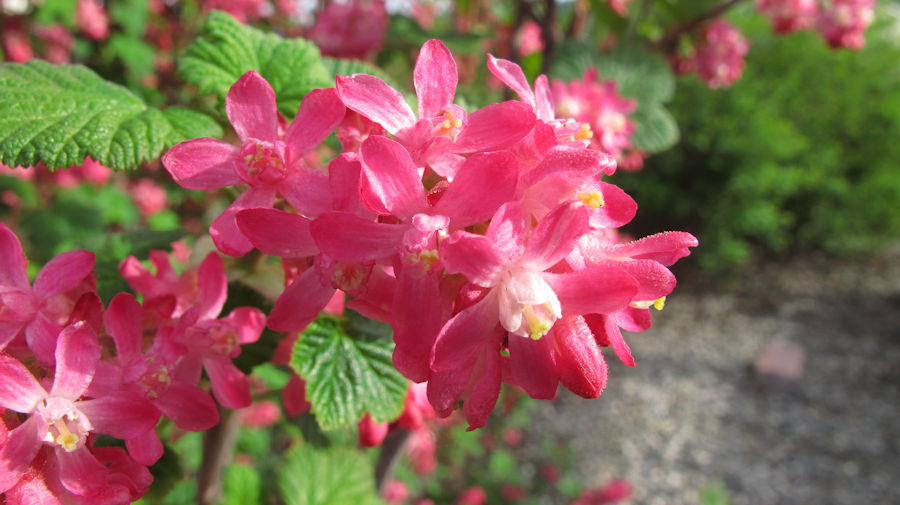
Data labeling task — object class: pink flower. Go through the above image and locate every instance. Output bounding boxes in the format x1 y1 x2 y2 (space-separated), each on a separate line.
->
238 400 281 428
0 223 96 363
76 0 110 41
817 0 875 50
677 19 749 89
163 71 345 256
119 247 201 324
405 426 437 474
382 479 409 505
307 0 388 59
129 178 168 217
203 0 269 23
608 0 633 16
516 20 544 57
1 19 33 63
455 487 487 505
33 24 75 65
756 0 820 33
570 479 633 505
0 322 158 496
358 412 389 447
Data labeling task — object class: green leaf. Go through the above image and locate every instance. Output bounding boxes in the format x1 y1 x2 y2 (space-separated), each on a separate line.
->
0 60 222 170
277 445 385 505
223 465 262 505
631 103 679 152
161 106 224 145
178 11 332 118
290 315 407 430
699 482 733 505
323 57 395 87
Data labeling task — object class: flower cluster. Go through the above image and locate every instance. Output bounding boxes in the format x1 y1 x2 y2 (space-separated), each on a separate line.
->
0 224 264 501
164 39 697 429
756 0 875 49
550 68 644 169
755 0 820 33
675 19 750 89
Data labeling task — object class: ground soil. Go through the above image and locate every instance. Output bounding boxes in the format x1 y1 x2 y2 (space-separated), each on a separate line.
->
528 245 900 505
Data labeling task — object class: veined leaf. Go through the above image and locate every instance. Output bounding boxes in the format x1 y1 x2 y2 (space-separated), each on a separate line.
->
277 445 385 505
0 60 223 170
179 11 332 118
631 103 680 152
290 314 407 430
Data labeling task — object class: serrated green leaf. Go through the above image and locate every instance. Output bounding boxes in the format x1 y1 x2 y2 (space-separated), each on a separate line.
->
179 11 332 118
290 316 407 430
277 445 385 505
223 465 262 505
0 61 221 170
323 57 395 87
631 103 679 152
162 106 224 145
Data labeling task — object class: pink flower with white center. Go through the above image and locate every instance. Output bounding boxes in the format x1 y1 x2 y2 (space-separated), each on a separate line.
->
307 0 389 59
76 0 110 40
163 71 345 256
87 293 219 465
817 0 875 50
681 19 750 89
0 223 95 363
129 178 167 217
163 253 266 409
0 322 158 496
337 39 536 179
756 0 820 33
551 69 638 159
431 202 640 426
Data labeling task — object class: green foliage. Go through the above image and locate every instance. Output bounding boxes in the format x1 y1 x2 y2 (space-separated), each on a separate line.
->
699 482 733 505
552 43 679 152
290 313 407 430
223 465 263 505
178 11 332 119
0 61 222 170
620 18 900 269
277 445 385 505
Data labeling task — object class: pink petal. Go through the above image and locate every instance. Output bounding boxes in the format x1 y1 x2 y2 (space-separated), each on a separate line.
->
616 307 652 332
391 267 442 382
0 322 24 352
236 208 318 258
590 182 637 229
428 367 470 416
50 322 100 400
226 70 278 143
162 137 241 190
56 446 107 496
433 151 518 229
544 265 639 316
613 259 676 301
0 223 28 290
508 333 558 399
487 54 534 107
118 256 156 296
358 413 389 447
589 313 635 366
533 74 554 122
285 88 346 162
126 428 163 466
181 252 227 325
210 186 276 257
155 381 219 431
522 202 591 271
432 292 500 372
268 268 335 332
608 231 699 266
78 394 160 439
462 343 502 430
282 373 311 417
0 416 44 493
104 293 143 361
220 307 266 344
328 154 367 215
24 313 61 365
439 232 506 287
523 145 617 186
310 213 404 262
278 163 333 218
336 74 416 134
453 101 536 154
360 136 426 220
33 250 95 301
486 202 528 258
204 357 251 409
414 39 457 119
553 316 607 398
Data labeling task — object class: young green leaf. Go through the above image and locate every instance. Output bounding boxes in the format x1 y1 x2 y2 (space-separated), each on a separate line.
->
179 11 332 118
631 103 680 152
277 445 385 505
0 60 223 170
290 315 407 430
222 465 262 505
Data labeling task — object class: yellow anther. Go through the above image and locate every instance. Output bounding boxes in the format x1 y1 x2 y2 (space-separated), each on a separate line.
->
653 296 666 310
58 432 79 452
577 191 605 209
574 123 594 140
522 304 552 340
441 119 453 129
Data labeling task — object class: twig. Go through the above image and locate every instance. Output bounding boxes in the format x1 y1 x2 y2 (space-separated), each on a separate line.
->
539 0 557 75
197 407 240 505
374 428 412 494
653 0 747 52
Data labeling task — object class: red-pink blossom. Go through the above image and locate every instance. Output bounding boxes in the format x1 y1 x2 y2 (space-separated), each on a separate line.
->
382 479 410 505
76 0 110 40
756 0 820 33
516 20 544 56
358 412 389 447
455 487 487 505
570 478 633 505
817 0 875 50
608 0 633 16
129 178 168 217
677 19 750 89
308 0 388 59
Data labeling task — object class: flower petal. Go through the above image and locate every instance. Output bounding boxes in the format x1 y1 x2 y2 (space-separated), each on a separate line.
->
522 202 591 271
487 54 535 107
33 250 94 301
359 136 426 220
391 267 442 382
210 187 276 257
0 416 44 493
285 88 346 163
508 333 558 399
226 70 278 143
220 307 266 344
432 292 500 372
268 268 335 332
544 265 639 316
278 164 333 218
433 151 518 229
155 381 219 431
24 313 62 365
204 358 251 409
462 343 502 430
453 101 536 153
104 293 143 361
439 232 506 287
56 446 107 496
126 429 163 466
336 74 416 134
0 356 45 412
163 138 241 190
181 252 227 325
78 394 160 439
606 231 699 266
50 322 100 400
311 213 404 262
414 39 457 119
236 208 319 258
0 223 28 290
553 316 607 398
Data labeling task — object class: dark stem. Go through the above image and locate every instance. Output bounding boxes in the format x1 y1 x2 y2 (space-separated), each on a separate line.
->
374 428 412 494
197 407 240 505
539 0 557 75
565 0 589 39
652 0 747 52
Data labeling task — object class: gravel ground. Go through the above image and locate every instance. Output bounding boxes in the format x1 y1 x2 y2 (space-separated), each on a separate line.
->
529 245 900 505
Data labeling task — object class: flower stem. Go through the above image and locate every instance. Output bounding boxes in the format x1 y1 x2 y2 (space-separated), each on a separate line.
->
197 406 240 505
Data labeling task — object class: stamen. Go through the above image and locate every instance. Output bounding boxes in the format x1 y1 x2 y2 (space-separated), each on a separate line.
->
577 190 605 209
